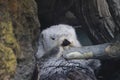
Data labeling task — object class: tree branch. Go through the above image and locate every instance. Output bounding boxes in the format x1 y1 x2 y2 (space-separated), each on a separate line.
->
63 42 120 60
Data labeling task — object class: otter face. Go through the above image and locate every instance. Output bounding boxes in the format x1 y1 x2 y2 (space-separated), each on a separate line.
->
37 24 81 58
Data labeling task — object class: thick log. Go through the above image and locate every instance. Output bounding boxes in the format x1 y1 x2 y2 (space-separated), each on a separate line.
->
36 59 100 80
38 60 100 80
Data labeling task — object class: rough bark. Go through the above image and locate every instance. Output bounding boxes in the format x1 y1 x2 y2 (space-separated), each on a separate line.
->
71 0 119 44
36 59 100 80
107 0 120 30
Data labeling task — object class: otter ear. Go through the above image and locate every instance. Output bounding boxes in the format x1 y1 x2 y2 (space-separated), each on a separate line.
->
36 33 45 59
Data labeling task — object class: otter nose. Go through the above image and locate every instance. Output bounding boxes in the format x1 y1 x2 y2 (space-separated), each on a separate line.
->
61 39 71 46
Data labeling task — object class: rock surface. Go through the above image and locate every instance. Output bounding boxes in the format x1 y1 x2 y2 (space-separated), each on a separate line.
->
0 0 40 80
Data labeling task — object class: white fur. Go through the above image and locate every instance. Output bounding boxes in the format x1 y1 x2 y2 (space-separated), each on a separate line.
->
36 24 81 58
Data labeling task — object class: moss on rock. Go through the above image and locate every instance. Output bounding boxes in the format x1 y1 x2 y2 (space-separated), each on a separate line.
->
0 21 23 59
0 43 17 80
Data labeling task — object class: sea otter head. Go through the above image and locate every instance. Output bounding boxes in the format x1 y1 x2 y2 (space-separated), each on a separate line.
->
36 24 81 58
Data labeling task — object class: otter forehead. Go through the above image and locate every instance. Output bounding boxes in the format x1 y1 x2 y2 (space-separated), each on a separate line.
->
42 24 75 37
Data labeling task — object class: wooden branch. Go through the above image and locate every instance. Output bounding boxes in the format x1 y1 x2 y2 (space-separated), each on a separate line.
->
63 42 120 60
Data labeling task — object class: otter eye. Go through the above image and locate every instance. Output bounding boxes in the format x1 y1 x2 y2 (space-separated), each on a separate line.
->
51 37 55 40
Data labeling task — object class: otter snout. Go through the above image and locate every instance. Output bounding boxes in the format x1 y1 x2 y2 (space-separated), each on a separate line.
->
61 39 71 47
